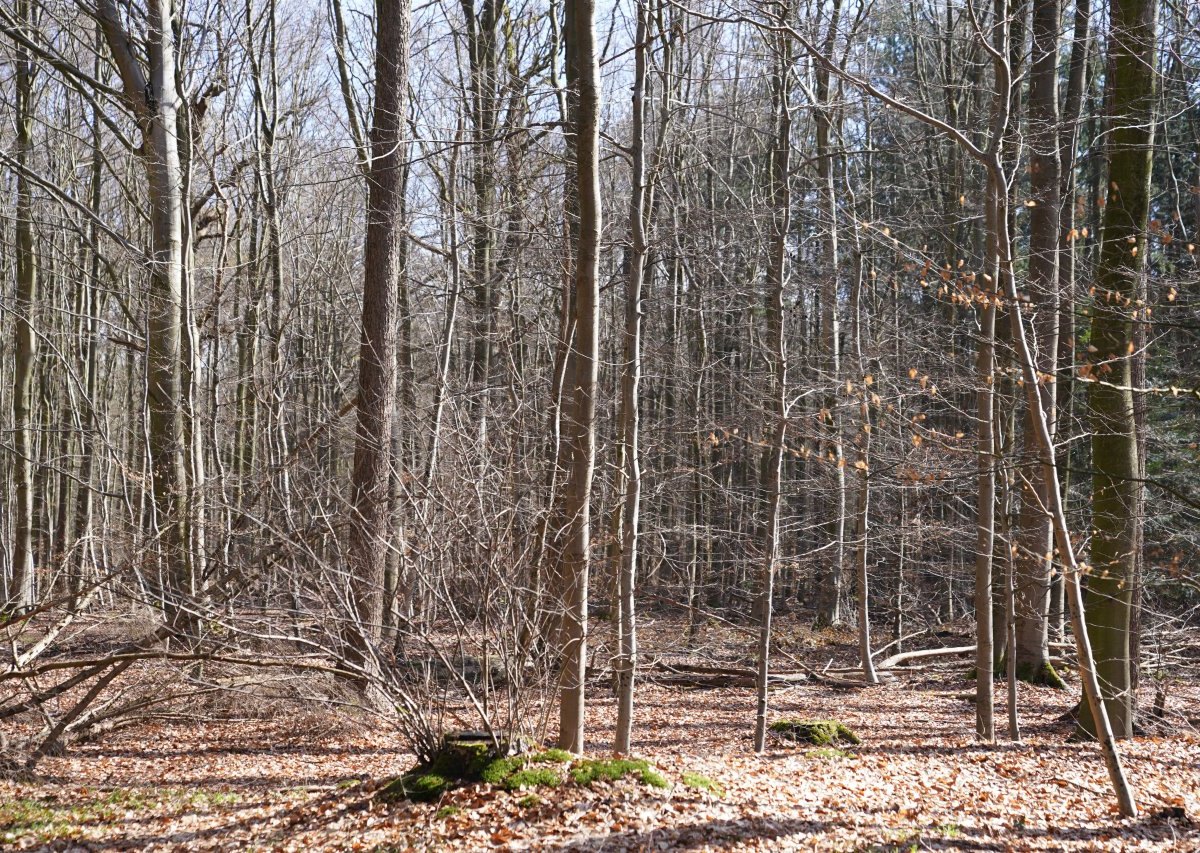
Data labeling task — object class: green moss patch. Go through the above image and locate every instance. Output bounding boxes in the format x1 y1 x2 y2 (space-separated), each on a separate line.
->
0 788 240 845
380 739 672 803
681 772 723 796
504 767 562 790
570 758 669 789
379 738 497 803
380 740 574 802
769 719 860 746
807 746 855 760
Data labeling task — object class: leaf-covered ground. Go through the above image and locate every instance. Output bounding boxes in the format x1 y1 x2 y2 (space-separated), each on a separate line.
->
3 623 1198 851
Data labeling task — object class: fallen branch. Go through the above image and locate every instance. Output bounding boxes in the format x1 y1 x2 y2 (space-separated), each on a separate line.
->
877 645 975 670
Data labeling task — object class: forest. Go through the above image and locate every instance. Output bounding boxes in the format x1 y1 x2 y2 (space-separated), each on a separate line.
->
1 0 1199 848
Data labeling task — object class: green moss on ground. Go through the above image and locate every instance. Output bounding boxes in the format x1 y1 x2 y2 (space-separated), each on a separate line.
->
769 719 860 746
530 748 574 763
380 740 576 802
807 746 855 760
380 740 673 803
0 788 240 845
504 767 561 790
570 758 669 789
681 772 723 796
379 739 497 803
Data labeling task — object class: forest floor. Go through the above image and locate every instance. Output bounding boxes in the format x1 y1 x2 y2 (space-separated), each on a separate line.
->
3 616 1199 851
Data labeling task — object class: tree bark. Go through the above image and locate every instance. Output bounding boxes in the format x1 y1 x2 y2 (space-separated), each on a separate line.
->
1080 0 1157 739
98 0 192 628
753 34 792 753
558 0 601 756
614 0 652 756
1014 0 1063 688
9 0 38 612
347 0 412 677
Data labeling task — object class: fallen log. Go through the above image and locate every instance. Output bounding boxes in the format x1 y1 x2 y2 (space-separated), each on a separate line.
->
646 661 810 689
876 645 975 670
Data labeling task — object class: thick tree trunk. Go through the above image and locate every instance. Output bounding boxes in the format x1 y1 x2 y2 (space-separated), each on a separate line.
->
347 0 412 677
99 0 192 628
1013 0 1063 688
558 0 600 755
1080 0 1157 740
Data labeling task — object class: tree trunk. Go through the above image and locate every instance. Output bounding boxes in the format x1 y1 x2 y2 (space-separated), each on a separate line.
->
1014 0 1063 688
9 0 38 612
813 0 845 629
1080 0 1157 740
347 0 412 678
98 0 192 629
614 0 652 756
753 38 791 753
974 190 997 740
558 0 601 755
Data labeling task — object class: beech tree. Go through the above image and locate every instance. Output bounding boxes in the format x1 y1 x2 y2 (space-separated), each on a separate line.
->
347 0 413 676
558 0 600 755
1081 0 1158 738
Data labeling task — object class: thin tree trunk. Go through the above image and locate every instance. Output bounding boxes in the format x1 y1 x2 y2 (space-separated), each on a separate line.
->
813 0 845 629
753 38 791 753
558 0 601 755
9 0 38 612
974 204 997 741
614 0 652 756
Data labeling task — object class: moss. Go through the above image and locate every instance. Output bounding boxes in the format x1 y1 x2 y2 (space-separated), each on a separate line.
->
380 738 502 803
379 771 451 803
570 758 668 789
1015 660 1067 689
479 756 525 786
769 719 860 746
681 772 723 796
807 746 854 760
531 748 574 764
504 767 561 790
381 744 665 803
435 805 463 820
517 793 542 808
0 787 237 844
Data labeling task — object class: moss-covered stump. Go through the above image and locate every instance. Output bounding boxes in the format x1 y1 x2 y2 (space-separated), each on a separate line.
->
379 743 670 803
378 737 496 803
379 740 580 803
769 719 860 746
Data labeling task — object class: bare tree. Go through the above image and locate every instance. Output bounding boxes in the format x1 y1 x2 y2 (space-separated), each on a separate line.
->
347 0 413 678
558 0 601 755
